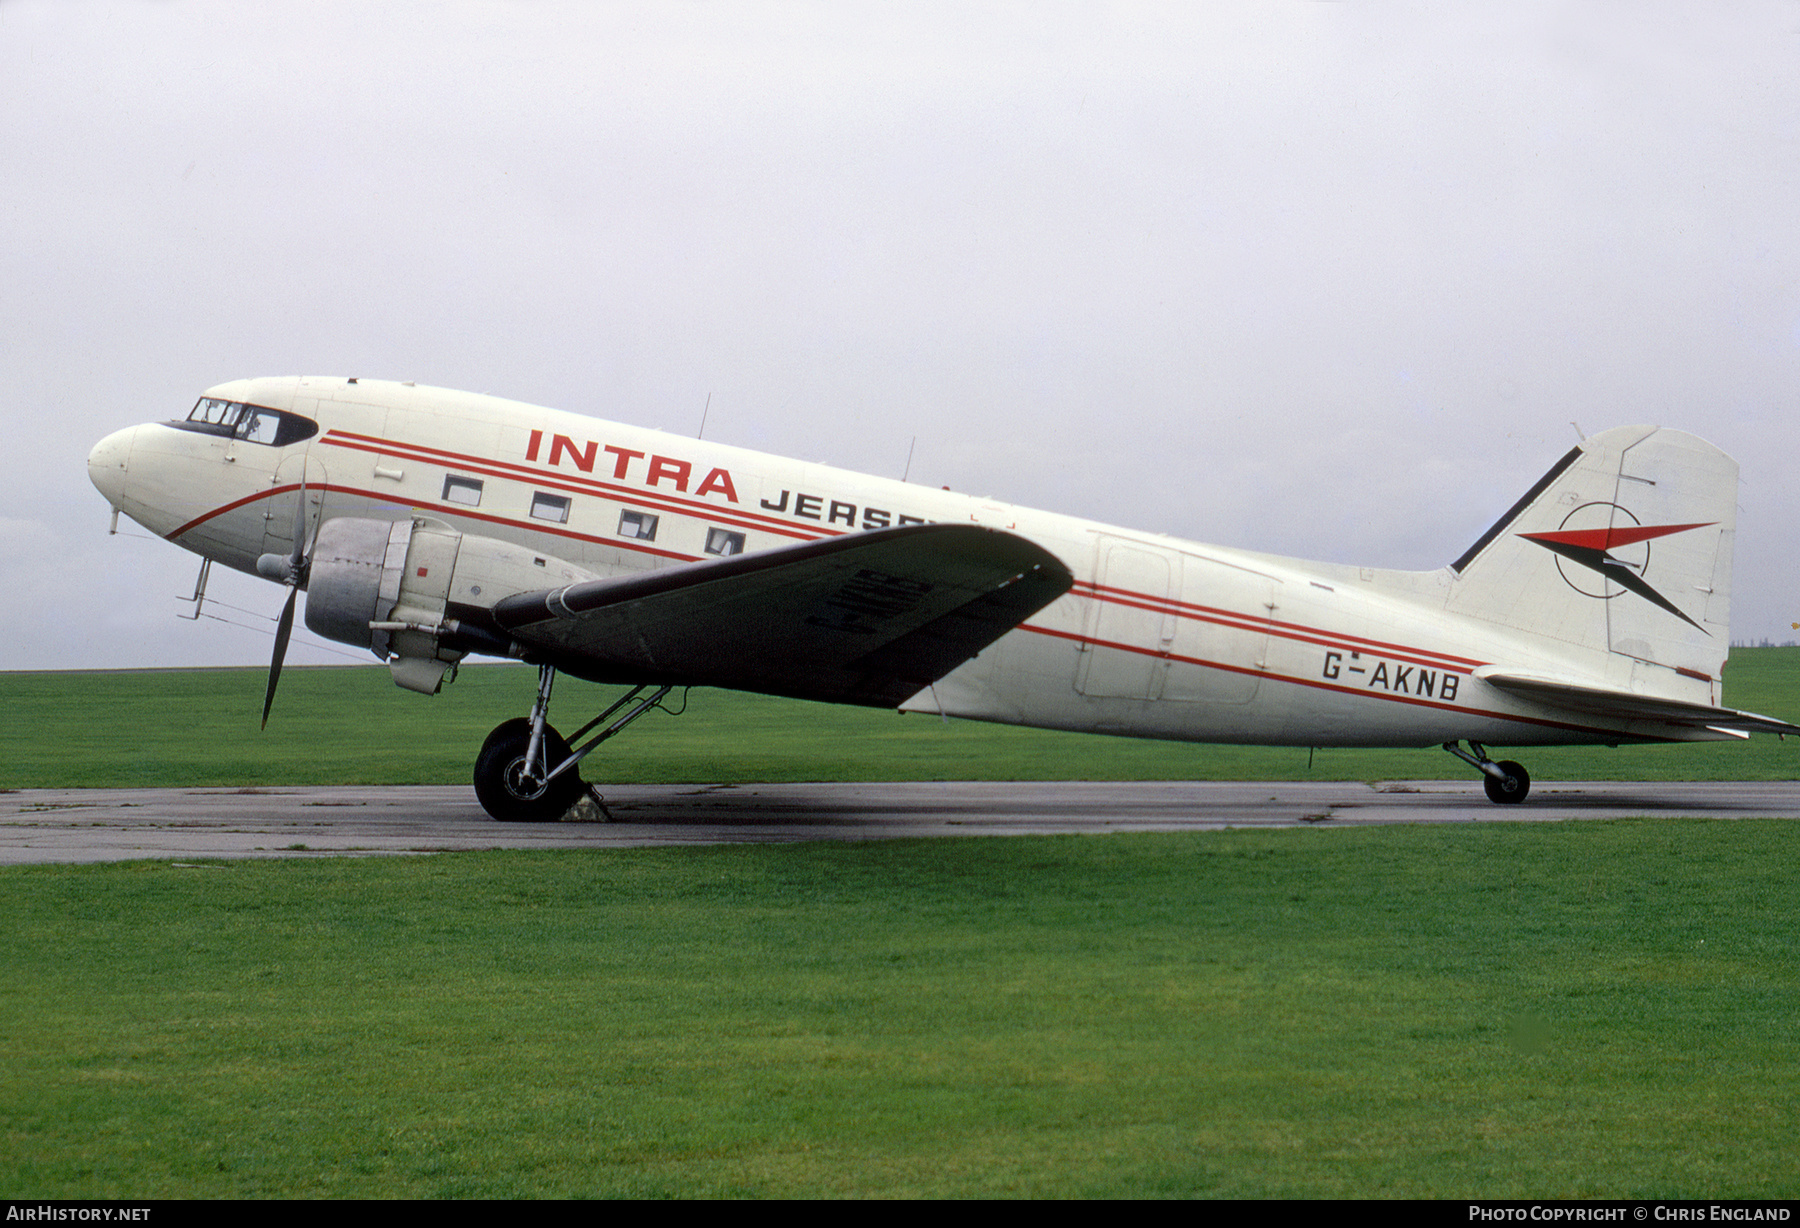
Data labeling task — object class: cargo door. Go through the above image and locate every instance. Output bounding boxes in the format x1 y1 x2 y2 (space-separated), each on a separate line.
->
1075 538 1175 699
1162 554 1275 705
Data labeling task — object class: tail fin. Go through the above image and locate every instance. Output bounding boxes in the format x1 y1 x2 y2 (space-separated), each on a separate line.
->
1444 425 1735 696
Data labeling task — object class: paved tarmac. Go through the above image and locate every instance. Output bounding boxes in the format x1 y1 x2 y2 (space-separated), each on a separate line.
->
4 780 1799 863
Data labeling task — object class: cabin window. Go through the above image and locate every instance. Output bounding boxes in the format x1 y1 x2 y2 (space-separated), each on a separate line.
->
442 475 484 507
619 510 658 541
530 492 571 524
705 528 746 557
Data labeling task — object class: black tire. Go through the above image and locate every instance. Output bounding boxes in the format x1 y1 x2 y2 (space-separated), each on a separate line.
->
1483 760 1531 804
473 718 584 822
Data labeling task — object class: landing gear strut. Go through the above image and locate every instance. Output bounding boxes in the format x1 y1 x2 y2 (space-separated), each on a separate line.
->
471 664 675 822
1443 741 1531 805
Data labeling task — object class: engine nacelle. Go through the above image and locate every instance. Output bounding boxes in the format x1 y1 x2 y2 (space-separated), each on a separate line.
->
305 516 594 694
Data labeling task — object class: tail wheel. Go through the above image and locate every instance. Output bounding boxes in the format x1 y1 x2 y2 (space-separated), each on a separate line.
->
473 717 584 822
1483 760 1531 805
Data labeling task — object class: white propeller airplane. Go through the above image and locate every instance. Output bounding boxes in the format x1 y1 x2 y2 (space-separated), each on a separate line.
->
88 377 1797 820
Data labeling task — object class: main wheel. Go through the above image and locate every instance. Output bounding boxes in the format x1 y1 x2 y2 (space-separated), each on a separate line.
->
473 717 584 822
1483 760 1531 804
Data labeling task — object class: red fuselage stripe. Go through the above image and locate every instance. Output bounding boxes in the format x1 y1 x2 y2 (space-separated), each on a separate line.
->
1017 624 1624 738
169 483 703 564
321 431 827 542
1073 579 1485 669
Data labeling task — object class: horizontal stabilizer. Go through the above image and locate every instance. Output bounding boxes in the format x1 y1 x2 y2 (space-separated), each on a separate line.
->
492 524 1074 707
1475 668 1800 737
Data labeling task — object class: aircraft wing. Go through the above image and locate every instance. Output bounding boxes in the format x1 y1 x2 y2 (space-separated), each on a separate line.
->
489 524 1074 707
1474 668 1800 737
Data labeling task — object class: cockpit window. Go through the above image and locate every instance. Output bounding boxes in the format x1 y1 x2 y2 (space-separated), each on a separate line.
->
190 397 240 427
176 399 319 447
241 409 283 445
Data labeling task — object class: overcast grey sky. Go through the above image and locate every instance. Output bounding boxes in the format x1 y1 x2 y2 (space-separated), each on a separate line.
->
5 1 1799 674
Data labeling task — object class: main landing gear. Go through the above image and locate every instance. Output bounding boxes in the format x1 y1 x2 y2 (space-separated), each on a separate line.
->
472 664 675 822
1443 741 1531 804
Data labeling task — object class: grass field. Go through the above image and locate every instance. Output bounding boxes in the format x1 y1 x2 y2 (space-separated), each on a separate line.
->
6 822 1800 1198
4 654 1799 1198
4 648 1799 789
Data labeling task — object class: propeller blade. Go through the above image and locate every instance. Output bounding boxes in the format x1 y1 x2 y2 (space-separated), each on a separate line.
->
263 583 298 729
302 485 324 559
263 461 322 728
288 467 310 573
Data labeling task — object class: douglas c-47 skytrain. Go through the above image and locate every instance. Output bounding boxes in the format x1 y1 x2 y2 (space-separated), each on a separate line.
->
88 377 1798 820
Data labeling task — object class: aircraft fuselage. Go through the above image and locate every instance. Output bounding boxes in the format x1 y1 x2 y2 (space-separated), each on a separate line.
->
87 376 1744 754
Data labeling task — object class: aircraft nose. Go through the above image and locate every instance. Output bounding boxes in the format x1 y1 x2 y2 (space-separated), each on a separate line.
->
87 425 137 507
